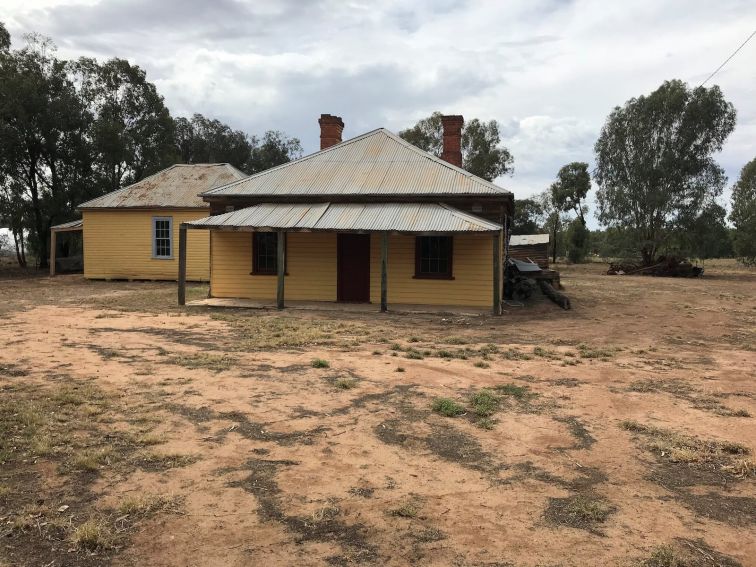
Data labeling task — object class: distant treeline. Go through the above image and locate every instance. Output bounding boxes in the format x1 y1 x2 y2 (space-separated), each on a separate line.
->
0 23 301 268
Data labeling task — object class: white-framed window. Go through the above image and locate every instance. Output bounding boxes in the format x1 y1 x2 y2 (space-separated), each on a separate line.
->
152 216 173 259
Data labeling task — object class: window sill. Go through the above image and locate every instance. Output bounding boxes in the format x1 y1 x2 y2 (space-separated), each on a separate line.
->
413 274 455 280
152 256 174 260
250 272 289 276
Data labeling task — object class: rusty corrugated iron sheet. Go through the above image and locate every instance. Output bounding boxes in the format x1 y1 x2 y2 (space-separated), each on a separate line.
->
203 129 511 199
186 202 502 233
79 164 247 209
51 219 83 231
510 234 549 246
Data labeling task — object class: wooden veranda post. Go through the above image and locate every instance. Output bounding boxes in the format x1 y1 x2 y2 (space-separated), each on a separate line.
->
178 224 187 306
380 232 388 312
49 230 57 276
276 230 285 309
493 230 502 315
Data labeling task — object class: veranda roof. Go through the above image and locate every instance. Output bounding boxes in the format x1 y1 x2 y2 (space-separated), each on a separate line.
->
185 202 502 234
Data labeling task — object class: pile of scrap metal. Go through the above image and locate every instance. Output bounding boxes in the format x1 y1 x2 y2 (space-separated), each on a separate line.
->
505 258 571 309
607 256 703 278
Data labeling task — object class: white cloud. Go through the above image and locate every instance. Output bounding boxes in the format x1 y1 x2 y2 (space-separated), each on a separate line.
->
3 0 755 227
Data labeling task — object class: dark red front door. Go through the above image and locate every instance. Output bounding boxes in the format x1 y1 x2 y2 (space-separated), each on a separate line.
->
337 234 370 302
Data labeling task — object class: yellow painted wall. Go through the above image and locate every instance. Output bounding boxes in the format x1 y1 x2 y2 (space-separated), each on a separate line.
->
369 234 494 307
211 231 338 301
83 209 210 281
210 231 494 307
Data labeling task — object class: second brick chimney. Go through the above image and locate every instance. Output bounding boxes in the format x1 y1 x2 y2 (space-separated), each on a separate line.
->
440 115 464 168
318 114 344 150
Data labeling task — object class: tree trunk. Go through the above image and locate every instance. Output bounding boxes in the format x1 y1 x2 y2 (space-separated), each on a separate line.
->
641 244 656 266
12 229 26 267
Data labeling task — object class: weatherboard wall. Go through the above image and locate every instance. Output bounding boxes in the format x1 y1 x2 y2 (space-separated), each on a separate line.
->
83 209 210 281
209 231 493 307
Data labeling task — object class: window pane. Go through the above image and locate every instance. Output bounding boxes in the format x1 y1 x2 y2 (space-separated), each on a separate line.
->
154 218 172 257
255 233 278 273
418 236 451 276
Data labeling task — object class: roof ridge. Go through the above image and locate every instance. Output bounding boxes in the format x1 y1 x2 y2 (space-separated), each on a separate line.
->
202 128 510 198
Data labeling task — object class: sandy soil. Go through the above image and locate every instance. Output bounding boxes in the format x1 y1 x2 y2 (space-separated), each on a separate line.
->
1 260 754 567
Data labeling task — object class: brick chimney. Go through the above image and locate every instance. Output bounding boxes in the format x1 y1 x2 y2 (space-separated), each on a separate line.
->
318 114 344 150
440 115 464 168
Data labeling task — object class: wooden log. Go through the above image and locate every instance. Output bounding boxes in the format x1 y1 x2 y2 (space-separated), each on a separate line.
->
178 224 187 306
539 279 570 310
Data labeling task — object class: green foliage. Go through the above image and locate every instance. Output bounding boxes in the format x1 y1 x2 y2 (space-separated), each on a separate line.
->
537 189 566 263
310 358 330 369
0 29 302 269
431 397 464 417
551 162 590 225
0 21 10 51
174 116 302 174
511 198 545 235
731 157 756 265
72 56 177 194
677 202 733 260
398 111 513 181
174 113 252 171
594 79 736 265
469 389 499 417
566 218 590 263
0 35 92 267
246 130 303 174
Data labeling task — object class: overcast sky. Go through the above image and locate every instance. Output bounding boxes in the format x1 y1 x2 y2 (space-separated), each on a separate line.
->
3 0 755 224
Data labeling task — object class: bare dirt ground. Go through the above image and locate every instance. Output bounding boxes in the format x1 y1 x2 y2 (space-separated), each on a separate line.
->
1 260 754 567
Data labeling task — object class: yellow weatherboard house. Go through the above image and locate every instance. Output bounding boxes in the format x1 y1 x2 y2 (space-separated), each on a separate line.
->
178 115 514 313
79 163 245 281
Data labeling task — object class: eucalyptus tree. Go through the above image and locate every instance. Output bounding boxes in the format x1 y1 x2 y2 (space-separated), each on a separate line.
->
399 111 513 181
594 80 736 265
731 157 756 265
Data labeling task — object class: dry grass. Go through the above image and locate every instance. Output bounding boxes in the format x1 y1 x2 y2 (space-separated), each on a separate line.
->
71 519 114 551
620 421 752 475
169 353 235 372
117 494 179 517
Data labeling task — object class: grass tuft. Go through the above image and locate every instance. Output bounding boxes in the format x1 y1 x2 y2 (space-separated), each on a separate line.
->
118 494 178 517
469 389 499 417
310 358 330 369
333 376 358 390
431 398 464 417
495 383 533 400
391 501 420 518
72 519 114 551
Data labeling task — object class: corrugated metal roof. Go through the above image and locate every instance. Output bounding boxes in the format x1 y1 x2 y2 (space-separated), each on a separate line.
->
510 234 550 246
79 163 247 209
203 129 511 198
186 202 502 233
51 219 83 231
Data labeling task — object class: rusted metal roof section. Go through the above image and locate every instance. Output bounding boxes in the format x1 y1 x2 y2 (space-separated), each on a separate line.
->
186 202 502 233
79 164 247 209
202 129 511 198
510 234 549 246
51 219 83 231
